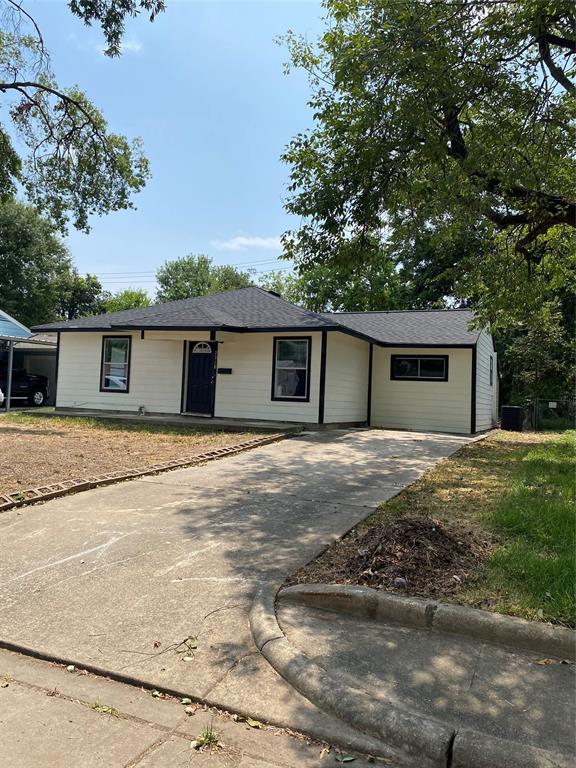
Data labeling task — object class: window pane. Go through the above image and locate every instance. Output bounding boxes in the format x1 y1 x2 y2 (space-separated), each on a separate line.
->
275 368 307 398
105 338 129 363
394 358 418 378
419 358 446 378
276 339 308 368
102 338 129 390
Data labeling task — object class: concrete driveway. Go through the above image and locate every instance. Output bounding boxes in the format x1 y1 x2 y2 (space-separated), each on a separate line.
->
0 428 471 748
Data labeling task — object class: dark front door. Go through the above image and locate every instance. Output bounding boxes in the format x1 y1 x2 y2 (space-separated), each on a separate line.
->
186 341 216 415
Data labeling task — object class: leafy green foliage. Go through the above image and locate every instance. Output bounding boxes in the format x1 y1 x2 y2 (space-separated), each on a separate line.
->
54 270 105 320
69 0 165 57
102 288 152 313
501 311 575 402
0 199 109 325
260 237 402 311
0 199 71 327
155 254 254 302
281 0 575 324
0 8 150 232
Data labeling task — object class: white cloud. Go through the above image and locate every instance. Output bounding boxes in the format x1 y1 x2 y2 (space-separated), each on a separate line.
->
213 235 282 252
95 37 143 55
121 38 143 54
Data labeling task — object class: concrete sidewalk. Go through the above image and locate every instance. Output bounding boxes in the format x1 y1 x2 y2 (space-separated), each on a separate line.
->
0 647 379 767
0 428 470 759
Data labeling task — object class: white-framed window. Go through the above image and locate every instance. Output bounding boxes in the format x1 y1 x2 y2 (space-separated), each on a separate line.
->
272 337 311 401
100 336 131 392
391 355 448 382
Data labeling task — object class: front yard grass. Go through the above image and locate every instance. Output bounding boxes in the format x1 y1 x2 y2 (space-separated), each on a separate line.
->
290 430 576 626
0 412 266 496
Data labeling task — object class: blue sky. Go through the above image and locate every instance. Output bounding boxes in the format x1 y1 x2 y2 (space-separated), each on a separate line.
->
31 1 325 294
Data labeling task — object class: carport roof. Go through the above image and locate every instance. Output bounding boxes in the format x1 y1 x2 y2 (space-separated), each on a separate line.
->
0 309 32 341
32 286 480 346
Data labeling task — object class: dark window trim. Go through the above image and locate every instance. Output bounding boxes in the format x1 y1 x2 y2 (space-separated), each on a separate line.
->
271 336 312 403
318 331 327 423
390 354 449 382
489 355 494 387
99 335 132 393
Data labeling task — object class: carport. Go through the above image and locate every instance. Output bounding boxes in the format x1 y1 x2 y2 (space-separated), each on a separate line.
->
0 309 31 410
0 309 57 410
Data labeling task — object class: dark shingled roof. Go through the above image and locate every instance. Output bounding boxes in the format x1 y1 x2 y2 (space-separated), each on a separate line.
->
33 287 480 345
33 287 335 332
324 309 480 346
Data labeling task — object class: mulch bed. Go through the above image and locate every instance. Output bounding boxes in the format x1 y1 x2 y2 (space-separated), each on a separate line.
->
288 515 493 599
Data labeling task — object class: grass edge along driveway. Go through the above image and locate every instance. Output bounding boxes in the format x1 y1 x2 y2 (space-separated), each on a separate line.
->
291 430 575 627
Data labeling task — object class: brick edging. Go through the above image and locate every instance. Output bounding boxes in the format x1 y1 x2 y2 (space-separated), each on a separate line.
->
0 432 288 514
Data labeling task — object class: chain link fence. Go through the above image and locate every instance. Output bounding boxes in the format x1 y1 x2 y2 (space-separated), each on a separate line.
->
525 398 576 431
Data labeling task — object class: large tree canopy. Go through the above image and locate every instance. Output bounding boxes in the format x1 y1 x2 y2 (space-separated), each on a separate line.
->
0 1 151 231
282 0 575 325
156 255 254 302
0 199 106 326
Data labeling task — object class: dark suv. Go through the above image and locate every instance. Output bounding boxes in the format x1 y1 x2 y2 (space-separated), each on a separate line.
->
0 366 49 407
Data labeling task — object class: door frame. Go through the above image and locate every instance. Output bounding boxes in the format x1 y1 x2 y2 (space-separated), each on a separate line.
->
180 340 217 416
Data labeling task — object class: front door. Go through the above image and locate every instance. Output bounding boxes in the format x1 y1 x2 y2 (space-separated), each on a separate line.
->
186 341 216 415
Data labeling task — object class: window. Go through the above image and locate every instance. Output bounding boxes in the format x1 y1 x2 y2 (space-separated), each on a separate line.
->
100 336 131 392
490 355 494 386
272 337 311 401
391 355 448 382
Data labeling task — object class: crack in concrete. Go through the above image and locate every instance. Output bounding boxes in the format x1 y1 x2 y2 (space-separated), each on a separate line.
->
201 650 261 699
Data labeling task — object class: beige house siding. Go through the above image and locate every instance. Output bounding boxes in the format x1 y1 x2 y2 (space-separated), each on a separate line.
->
324 332 370 423
213 331 321 423
370 346 473 434
56 331 209 413
475 329 498 431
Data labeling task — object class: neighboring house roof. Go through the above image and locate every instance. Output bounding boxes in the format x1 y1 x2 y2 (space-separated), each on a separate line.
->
323 309 480 346
0 309 32 341
32 287 481 346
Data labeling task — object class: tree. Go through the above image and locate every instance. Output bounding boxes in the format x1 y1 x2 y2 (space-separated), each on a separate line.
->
0 2 151 232
282 0 575 324
0 199 71 327
55 270 105 320
503 314 574 403
69 1 165 57
156 255 254 302
102 288 152 313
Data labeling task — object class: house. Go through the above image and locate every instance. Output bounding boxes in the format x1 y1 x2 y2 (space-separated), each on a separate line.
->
33 287 498 434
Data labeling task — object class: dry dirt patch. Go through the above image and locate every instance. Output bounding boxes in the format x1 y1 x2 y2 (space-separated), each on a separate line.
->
0 414 266 495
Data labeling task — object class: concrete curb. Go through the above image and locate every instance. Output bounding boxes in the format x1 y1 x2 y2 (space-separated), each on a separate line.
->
279 584 576 661
251 583 455 767
249 581 575 768
0 432 289 515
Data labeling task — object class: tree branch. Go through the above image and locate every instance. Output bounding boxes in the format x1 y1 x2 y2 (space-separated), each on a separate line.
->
536 26 575 93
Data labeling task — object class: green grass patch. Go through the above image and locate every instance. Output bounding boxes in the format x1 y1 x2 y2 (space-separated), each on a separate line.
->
467 431 575 625
293 430 576 626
